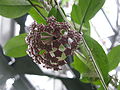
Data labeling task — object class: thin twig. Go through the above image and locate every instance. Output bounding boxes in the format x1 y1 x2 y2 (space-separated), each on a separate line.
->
109 33 118 50
91 22 108 50
116 0 120 28
53 0 108 89
101 8 117 34
107 0 120 50
27 0 47 20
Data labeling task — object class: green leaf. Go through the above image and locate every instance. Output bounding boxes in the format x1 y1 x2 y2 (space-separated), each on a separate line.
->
0 0 30 5
3 33 28 58
71 0 105 23
72 52 98 83
118 83 120 90
84 35 109 84
82 22 90 36
79 0 105 21
29 1 48 24
93 80 104 90
29 8 47 24
107 45 120 71
0 0 31 18
71 4 82 24
71 53 90 73
70 21 90 36
48 7 64 22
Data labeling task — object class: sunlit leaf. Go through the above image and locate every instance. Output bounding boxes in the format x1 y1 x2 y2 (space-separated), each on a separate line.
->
48 7 64 22
84 35 109 84
29 1 48 24
0 0 31 18
107 45 120 71
82 22 90 36
93 80 104 90
78 0 105 21
71 0 105 23
71 53 90 73
118 83 120 90
72 51 98 83
71 4 82 24
3 33 28 57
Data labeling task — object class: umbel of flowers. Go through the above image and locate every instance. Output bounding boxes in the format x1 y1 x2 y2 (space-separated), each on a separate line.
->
25 16 81 70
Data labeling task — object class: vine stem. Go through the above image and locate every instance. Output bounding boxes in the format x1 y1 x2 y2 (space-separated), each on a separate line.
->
81 37 108 90
53 0 108 90
27 0 47 20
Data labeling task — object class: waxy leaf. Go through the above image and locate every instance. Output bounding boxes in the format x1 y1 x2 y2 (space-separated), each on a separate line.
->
78 0 105 21
118 83 120 90
3 33 28 58
72 51 98 83
82 21 90 36
72 53 90 73
71 4 82 24
71 0 105 23
48 7 64 22
93 80 104 90
107 45 120 71
0 0 31 18
29 1 48 24
71 4 90 35
84 35 109 84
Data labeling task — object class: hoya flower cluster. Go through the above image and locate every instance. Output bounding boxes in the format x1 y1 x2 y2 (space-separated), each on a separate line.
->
25 16 81 70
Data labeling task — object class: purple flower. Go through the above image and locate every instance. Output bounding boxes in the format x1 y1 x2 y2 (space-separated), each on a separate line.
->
25 16 82 70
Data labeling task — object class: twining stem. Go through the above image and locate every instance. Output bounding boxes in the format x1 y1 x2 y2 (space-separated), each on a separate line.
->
27 0 47 20
78 1 108 89
81 37 108 90
53 0 108 90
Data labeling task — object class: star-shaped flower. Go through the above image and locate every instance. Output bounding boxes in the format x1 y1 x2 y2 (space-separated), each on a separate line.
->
25 16 82 70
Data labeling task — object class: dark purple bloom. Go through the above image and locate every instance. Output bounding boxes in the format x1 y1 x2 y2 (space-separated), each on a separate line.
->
25 16 82 70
